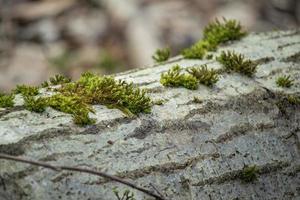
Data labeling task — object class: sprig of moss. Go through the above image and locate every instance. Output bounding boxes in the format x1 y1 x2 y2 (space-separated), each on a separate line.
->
182 18 246 59
276 75 294 88
186 64 219 87
152 47 171 63
203 18 246 47
217 51 257 77
193 96 203 104
24 96 48 113
240 165 259 183
182 40 212 59
113 187 136 200
14 85 39 96
160 65 198 90
41 74 71 87
287 95 300 105
0 93 15 108
48 94 95 126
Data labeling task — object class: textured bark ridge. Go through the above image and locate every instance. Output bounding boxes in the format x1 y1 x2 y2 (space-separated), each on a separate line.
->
1 30 300 200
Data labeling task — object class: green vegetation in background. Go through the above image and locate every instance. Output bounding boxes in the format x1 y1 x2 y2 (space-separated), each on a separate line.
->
160 65 198 90
182 18 246 59
0 93 15 108
48 51 73 72
186 64 219 87
152 47 171 63
96 51 123 74
217 51 257 77
276 75 294 88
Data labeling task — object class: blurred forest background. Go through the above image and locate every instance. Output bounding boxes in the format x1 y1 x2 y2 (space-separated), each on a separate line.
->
0 0 299 91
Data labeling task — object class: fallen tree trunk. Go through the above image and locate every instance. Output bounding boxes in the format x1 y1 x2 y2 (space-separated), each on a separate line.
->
0 29 300 200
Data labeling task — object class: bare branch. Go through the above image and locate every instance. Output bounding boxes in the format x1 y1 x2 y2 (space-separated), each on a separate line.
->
0 153 167 200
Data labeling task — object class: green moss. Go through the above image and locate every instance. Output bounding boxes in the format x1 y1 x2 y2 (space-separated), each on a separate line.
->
152 47 171 63
287 94 300 105
41 74 71 87
48 94 96 126
4 72 151 126
182 40 212 59
160 65 198 90
59 72 152 116
206 54 213 60
217 51 257 77
182 18 246 59
203 18 246 47
14 85 39 96
240 165 258 183
0 93 15 108
152 99 167 105
113 187 136 200
276 75 294 88
186 64 219 87
24 96 48 113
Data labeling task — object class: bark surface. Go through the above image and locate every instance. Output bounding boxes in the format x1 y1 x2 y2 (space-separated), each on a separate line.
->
0 30 300 200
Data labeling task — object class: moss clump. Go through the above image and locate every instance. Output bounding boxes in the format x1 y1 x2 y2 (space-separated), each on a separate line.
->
48 94 95 126
58 72 152 116
182 40 211 59
41 74 71 87
287 94 300 105
240 165 258 183
276 75 294 88
186 64 219 87
182 18 246 59
14 85 39 96
0 93 15 108
24 96 48 113
217 51 257 77
203 18 246 47
160 65 198 90
152 47 171 63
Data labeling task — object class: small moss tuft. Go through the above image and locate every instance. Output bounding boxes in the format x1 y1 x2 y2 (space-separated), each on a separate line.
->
113 187 136 200
160 65 198 90
14 85 39 96
41 74 71 87
287 94 300 105
152 47 171 63
186 64 219 87
0 93 15 108
182 18 246 59
203 18 246 47
182 40 212 59
217 51 257 77
193 96 203 104
24 96 48 113
276 75 294 88
240 165 258 183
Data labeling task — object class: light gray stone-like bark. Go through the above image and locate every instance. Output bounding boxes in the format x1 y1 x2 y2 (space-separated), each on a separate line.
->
0 30 300 200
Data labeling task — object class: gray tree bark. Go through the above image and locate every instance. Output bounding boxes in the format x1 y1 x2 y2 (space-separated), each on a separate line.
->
0 29 300 200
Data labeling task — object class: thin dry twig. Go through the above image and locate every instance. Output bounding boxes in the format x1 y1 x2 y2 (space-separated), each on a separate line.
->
0 153 167 200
